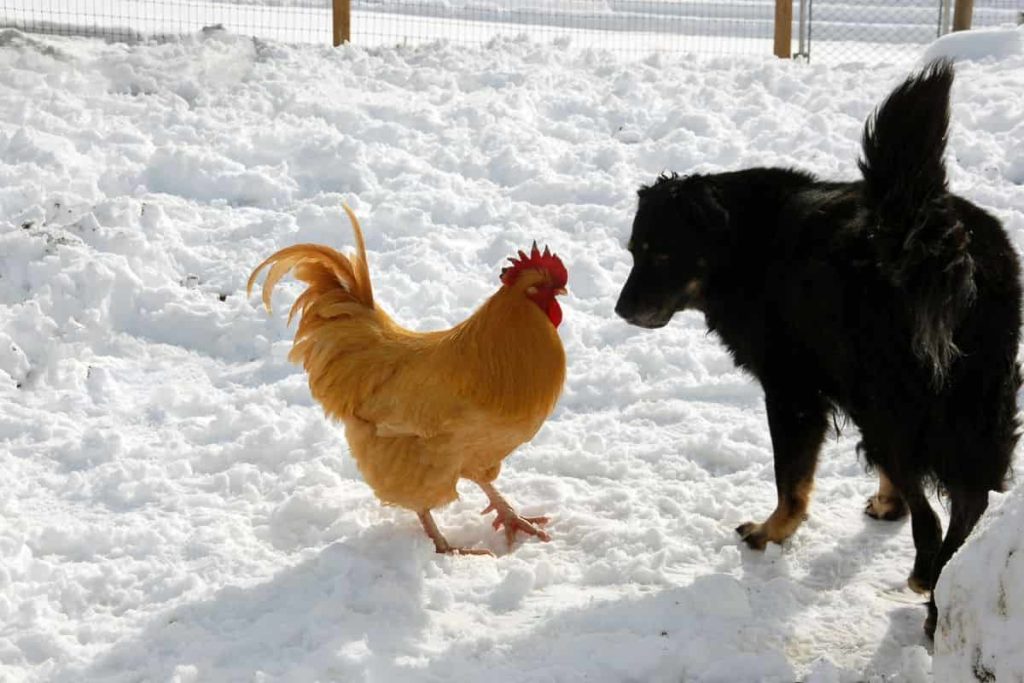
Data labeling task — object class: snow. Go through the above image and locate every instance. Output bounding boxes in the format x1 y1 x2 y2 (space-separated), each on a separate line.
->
923 25 1024 64
933 485 1024 682
0 23 1023 683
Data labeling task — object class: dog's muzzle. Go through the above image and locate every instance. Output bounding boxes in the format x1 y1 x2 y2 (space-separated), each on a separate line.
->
614 288 676 328
615 304 673 329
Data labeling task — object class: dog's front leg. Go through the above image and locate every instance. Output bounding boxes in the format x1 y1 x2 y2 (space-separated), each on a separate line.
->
737 388 828 550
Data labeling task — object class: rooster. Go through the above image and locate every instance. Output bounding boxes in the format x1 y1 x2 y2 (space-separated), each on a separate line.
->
248 206 568 555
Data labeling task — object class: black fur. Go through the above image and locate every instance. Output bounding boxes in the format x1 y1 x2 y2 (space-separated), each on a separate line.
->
615 61 1021 638
859 61 976 385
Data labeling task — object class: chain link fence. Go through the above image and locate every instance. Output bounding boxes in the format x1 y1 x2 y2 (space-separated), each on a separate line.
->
348 1 774 56
1 1 332 44
0 0 776 56
806 0 1023 64
1 0 1021 61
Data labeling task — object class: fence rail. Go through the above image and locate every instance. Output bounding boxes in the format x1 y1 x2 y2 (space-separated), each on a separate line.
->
1 0 1021 63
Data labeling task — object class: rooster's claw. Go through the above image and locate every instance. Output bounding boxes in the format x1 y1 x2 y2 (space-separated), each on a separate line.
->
491 512 551 546
477 482 552 548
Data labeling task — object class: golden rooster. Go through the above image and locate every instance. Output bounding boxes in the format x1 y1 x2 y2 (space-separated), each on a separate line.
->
248 206 567 555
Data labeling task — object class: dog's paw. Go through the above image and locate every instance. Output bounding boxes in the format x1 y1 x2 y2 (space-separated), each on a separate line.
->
907 572 933 595
864 494 909 521
736 522 770 550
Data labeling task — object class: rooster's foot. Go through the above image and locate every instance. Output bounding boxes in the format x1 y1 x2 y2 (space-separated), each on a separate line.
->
476 479 552 548
435 543 495 557
418 510 493 557
481 502 552 546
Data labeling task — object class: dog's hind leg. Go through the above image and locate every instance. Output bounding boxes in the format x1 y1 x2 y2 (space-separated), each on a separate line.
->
859 435 942 594
889 474 941 595
864 469 909 521
925 486 989 638
737 388 829 550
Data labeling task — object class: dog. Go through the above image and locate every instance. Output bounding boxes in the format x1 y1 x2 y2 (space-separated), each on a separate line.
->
615 60 1021 637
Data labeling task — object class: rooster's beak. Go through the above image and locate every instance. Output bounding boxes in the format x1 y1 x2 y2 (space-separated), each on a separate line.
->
554 287 568 296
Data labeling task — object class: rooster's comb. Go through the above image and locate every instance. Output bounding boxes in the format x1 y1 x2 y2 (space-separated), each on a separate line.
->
500 242 567 288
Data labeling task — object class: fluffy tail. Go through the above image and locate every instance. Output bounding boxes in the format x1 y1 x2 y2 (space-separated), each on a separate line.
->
858 59 975 385
247 205 376 360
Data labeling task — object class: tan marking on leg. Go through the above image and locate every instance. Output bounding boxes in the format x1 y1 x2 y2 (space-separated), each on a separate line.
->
737 478 813 549
865 470 909 521
907 573 932 595
878 470 898 498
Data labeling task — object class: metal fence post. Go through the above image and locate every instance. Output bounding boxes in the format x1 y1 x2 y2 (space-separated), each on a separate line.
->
938 0 952 35
795 0 810 60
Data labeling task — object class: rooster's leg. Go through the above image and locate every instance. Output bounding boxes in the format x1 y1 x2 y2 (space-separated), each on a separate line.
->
417 510 493 556
477 481 551 548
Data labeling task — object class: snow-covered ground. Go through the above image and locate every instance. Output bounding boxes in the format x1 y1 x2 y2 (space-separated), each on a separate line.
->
933 485 1024 682
1 23 1023 683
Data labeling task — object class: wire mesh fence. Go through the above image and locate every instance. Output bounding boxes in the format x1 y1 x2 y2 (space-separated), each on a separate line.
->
349 1 774 57
0 0 776 57
806 0 1023 64
0 0 332 44
1 0 1021 61
974 0 1024 26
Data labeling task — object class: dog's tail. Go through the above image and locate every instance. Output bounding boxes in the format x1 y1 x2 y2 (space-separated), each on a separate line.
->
858 59 974 386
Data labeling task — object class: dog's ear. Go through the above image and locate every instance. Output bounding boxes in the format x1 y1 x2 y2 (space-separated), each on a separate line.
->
689 181 731 243
638 172 679 198
637 174 731 244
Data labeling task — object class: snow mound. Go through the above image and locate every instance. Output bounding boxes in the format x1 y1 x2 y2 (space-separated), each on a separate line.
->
934 485 1024 682
921 25 1024 64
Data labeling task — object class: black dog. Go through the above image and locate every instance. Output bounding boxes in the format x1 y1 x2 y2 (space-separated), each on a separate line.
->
615 61 1021 637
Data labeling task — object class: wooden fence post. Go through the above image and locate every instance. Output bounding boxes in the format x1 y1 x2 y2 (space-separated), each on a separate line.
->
952 0 974 31
333 0 350 46
774 0 792 58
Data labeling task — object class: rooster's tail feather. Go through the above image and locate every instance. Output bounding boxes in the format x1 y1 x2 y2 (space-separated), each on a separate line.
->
246 204 376 326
